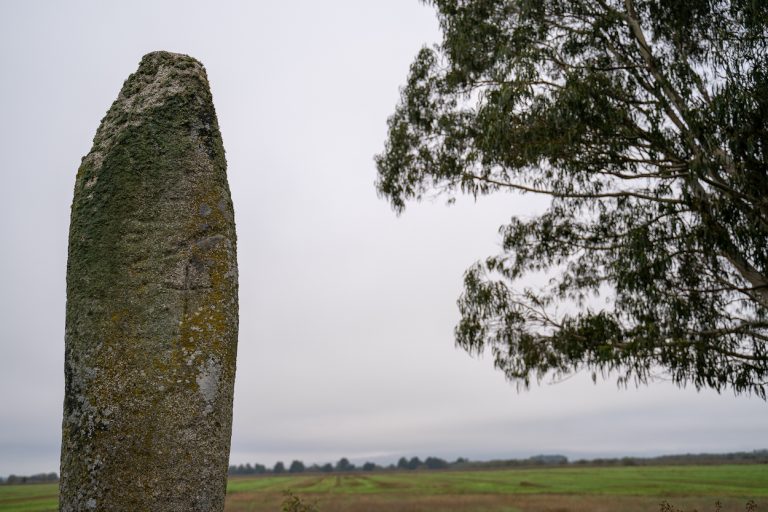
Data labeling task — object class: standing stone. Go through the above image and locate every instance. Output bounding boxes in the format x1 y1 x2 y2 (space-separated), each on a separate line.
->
60 52 238 511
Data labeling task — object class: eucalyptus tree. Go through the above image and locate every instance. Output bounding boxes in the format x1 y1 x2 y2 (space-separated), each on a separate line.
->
376 0 768 397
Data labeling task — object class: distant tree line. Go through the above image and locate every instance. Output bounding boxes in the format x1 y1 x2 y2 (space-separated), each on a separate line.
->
4 449 766 486
228 456 460 476
227 454 570 476
228 449 768 477
576 449 768 468
0 473 58 485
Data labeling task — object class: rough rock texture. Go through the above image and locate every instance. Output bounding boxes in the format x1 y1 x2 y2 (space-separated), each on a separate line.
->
60 52 238 512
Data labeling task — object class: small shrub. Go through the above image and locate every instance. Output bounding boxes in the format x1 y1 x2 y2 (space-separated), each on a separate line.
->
659 501 685 512
281 490 319 512
659 500 759 512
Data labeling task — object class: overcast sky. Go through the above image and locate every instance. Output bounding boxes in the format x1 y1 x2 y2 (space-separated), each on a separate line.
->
0 1 766 477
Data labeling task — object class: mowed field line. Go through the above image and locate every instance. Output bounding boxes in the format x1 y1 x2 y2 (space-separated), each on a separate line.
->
223 465 768 512
1 465 767 512
226 465 768 496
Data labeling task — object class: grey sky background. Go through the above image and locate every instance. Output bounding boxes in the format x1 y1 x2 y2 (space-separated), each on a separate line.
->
0 1 765 477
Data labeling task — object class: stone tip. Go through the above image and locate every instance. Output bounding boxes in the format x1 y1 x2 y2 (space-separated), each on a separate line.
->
139 50 203 67
134 51 206 79
85 50 213 169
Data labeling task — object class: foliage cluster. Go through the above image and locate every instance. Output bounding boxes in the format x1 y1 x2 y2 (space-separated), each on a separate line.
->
376 0 768 396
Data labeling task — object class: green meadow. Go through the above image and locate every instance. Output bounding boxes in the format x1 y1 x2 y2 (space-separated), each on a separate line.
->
0 483 57 512
1 465 766 512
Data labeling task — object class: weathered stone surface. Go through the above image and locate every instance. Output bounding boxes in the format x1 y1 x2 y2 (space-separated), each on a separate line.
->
60 52 238 511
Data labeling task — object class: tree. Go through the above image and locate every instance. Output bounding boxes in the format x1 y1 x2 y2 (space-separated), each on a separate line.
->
273 461 286 474
376 0 768 397
320 463 334 473
424 457 449 469
407 457 422 470
362 462 378 471
335 458 355 472
289 460 306 473
397 457 409 470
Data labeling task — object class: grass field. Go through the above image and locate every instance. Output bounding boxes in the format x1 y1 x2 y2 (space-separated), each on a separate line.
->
1 465 766 512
